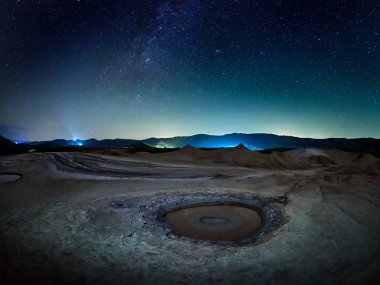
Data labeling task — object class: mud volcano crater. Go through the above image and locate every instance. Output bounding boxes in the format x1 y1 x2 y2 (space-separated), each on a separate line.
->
141 193 287 244
165 204 262 241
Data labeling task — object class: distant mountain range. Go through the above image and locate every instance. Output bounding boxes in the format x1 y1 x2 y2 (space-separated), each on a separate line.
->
4 133 379 153
22 138 140 148
143 133 380 151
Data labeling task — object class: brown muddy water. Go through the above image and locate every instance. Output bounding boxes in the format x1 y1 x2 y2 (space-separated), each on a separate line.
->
164 205 262 241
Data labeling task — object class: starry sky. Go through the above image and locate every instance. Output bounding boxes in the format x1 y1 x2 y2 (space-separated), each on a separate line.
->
0 0 379 141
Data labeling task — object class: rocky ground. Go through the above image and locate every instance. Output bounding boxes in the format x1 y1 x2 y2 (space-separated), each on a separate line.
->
0 147 379 284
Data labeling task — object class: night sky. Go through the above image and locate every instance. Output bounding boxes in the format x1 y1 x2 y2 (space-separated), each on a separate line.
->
0 0 379 141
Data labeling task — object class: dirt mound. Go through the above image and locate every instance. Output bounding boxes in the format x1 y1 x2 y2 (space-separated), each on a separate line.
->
352 153 380 165
129 147 380 171
177 144 202 154
324 149 359 164
180 145 306 169
309 155 336 166
132 145 305 169
290 148 328 159
265 151 305 169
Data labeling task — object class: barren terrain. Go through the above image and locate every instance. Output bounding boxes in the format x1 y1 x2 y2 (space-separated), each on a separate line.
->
0 147 379 284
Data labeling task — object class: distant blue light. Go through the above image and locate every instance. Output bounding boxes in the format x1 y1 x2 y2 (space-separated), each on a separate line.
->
70 137 83 146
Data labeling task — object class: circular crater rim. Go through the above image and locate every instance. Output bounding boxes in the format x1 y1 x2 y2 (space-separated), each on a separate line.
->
141 192 286 245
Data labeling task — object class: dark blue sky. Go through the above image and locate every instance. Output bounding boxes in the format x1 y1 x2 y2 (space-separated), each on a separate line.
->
0 0 379 141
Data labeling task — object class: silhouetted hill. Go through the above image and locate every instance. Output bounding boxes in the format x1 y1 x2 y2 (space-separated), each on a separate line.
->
22 138 139 148
20 133 380 153
143 133 380 152
0 135 22 155
0 135 16 148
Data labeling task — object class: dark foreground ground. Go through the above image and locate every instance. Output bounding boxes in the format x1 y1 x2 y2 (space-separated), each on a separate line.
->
0 148 379 284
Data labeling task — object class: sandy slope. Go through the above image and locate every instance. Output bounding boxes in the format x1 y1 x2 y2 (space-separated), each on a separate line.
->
131 145 380 169
0 148 379 285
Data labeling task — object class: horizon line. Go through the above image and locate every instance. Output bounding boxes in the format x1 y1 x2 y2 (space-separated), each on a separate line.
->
6 132 379 143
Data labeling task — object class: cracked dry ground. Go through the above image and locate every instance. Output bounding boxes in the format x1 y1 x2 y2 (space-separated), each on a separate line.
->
0 152 379 285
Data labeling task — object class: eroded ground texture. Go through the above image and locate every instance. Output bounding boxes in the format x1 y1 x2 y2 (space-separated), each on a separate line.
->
0 148 379 285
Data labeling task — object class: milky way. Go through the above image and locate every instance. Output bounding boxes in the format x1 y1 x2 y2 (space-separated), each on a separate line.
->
0 0 379 140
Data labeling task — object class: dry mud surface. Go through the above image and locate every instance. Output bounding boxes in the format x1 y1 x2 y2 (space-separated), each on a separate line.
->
0 148 379 285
